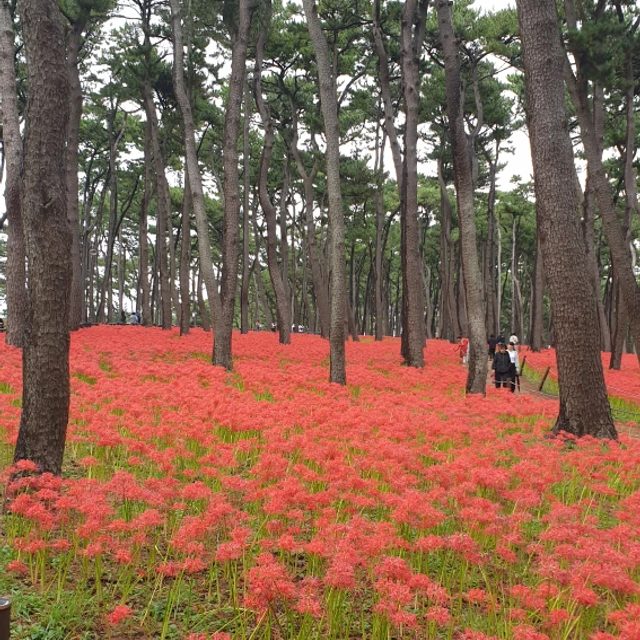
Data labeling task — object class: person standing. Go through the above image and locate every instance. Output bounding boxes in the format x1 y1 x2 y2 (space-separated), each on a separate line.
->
507 342 520 393
456 336 469 365
492 342 511 389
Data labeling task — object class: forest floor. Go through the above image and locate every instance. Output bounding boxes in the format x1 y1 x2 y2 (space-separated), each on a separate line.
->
1 328 640 639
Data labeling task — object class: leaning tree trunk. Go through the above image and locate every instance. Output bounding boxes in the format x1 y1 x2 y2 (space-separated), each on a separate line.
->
14 0 72 474
302 0 347 384
142 80 172 329
0 0 27 347
253 5 291 344
563 9 640 366
517 0 616 439
213 0 253 369
399 0 428 367
437 0 488 393
169 0 222 335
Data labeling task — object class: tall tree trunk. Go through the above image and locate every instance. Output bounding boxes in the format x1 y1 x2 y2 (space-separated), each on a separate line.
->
213 0 253 369
65 13 88 331
610 278 626 370
117 237 125 316
437 0 488 393
583 172 611 351
374 122 386 341
139 121 152 325
253 5 291 344
437 157 459 341
399 0 428 367
14 0 72 474
0 0 27 347
169 0 222 335
142 80 172 329
179 172 192 336
96 111 120 323
288 122 330 337
529 233 544 351
517 0 616 438
302 0 347 384
484 148 499 336
280 160 291 310
196 268 210 331
510 217 524 339
252 215 275 329
240 79 251 334
563 3 640 365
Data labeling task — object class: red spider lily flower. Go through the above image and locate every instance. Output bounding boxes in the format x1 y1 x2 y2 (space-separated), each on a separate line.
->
244 553 296 612
426 605 451 626
105 604 132 625
6 559 28 576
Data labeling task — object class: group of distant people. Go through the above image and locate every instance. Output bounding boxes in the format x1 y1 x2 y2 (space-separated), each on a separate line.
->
455 332 521 392
489 332 520 392
119 310 141 325
255 322 307 333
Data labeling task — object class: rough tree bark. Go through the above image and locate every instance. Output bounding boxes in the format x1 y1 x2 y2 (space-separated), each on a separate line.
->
517 0 616 438
14 0 72 473
0 0 27 346
213 0 253 369
437 0 488 393
399 0 428 367
302 0 347 384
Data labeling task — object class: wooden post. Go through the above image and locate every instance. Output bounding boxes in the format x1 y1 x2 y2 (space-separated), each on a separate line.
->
0 597 10 640
538 366 551 392
520 355 527 375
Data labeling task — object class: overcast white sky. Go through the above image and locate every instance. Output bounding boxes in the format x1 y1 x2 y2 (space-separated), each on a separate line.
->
472 0 532 189
473 0 515 11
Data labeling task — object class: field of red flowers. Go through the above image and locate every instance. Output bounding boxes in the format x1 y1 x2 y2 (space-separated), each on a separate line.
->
1 327 640 639
521 348 640 409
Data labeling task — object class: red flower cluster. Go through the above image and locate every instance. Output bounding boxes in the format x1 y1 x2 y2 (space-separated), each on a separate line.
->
0 327 639 638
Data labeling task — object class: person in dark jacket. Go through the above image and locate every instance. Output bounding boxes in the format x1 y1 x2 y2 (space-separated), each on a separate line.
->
492 342 511 389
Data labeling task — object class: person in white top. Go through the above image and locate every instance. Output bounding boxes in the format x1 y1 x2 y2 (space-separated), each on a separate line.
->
509 333 519 348
507 342 519 393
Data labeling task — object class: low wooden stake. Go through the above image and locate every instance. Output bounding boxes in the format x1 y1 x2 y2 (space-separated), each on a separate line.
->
538 366 551 392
